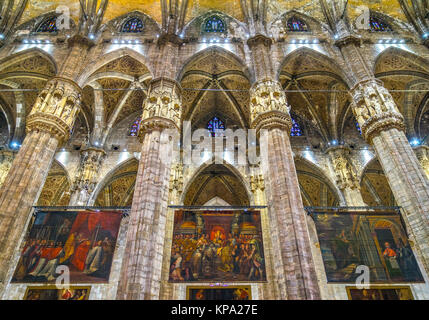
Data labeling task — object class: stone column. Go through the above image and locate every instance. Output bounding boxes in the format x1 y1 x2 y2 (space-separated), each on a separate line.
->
351 79 429 272
250 79 320 300
0 77 81 293
332 32 429 273
117 78 181 300
326 146 365 206
69 147 106 206
414 145 429 180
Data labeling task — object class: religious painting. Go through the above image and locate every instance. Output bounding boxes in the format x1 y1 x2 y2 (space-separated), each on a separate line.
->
187 286 251 300
312 210 424 283
12 210 122 283
347 286 414 300
23 286 91 300
169 210 266 282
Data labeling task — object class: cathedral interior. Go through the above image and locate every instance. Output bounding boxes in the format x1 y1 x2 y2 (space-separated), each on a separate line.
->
0 0 429 300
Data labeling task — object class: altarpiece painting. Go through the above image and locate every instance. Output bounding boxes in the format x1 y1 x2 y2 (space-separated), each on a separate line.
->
187 286 251 300
347 286 414 300
23 286 91 300
312 209 423 283
12 211 122 283
169 210 266 282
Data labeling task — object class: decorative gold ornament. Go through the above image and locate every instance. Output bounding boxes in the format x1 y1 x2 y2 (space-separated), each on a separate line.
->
250 174 265 192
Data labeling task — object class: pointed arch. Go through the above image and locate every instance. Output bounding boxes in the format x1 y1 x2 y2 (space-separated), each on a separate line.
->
374 46 429 77
77 48 153 87
294 155 344 206
0 47 57 75
360 157 396 207
37 159 72 206
277 46 350 85
178 46 252 129
181 163 253 206
91 157 139 206
177 45 251 82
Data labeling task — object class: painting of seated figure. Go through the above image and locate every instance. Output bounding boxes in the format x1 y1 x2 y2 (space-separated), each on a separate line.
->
313 209 424 283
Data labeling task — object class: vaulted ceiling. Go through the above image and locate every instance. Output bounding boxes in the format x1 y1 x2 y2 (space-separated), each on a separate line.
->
18 0 407 28
180 48 250 129
183 164 249 206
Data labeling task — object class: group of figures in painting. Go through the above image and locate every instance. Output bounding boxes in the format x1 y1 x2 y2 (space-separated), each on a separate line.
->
24 287 90 300
313 211 423 283
347 287 414 300
188 286 250 300
12 211 122 283
169 211 266 282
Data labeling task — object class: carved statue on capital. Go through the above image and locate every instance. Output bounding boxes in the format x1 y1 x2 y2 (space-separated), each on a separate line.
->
351 79 405 142
139 78 182 138
71 147 106 198
26 78 82 144
250 80 292 132
328 147 360 190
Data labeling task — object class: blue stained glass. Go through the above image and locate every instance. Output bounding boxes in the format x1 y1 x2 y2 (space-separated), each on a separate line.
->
36 17 58 33
355 121 362 135
207 116 225 137
290 118 303 136
128 117 141 136
122 18 144 33
370 16 391 32
287 17 308 32
204 16 226 33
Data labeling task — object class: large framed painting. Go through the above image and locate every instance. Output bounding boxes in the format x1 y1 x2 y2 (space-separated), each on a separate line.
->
346 286 414 300
187 286 251 300
310 208 424 283
12 210 122 283
23 286 91 300
169 210 266 282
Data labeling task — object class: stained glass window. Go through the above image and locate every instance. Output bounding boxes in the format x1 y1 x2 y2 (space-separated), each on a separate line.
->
355 121 362 135
128 117 141 136
36 16 58 33
207 116 225 136
204 16 226 33
291 118 303 136
370 16 392 32
122 18 144 33
287 17 308 32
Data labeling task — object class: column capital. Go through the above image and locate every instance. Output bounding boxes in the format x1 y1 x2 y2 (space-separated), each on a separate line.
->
250 79 292 133
351 79 405 142
26 77 82 145
139 77 181 139
67 34 96 49
247 34 273 49
334 34 362 48
157 33 183 47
